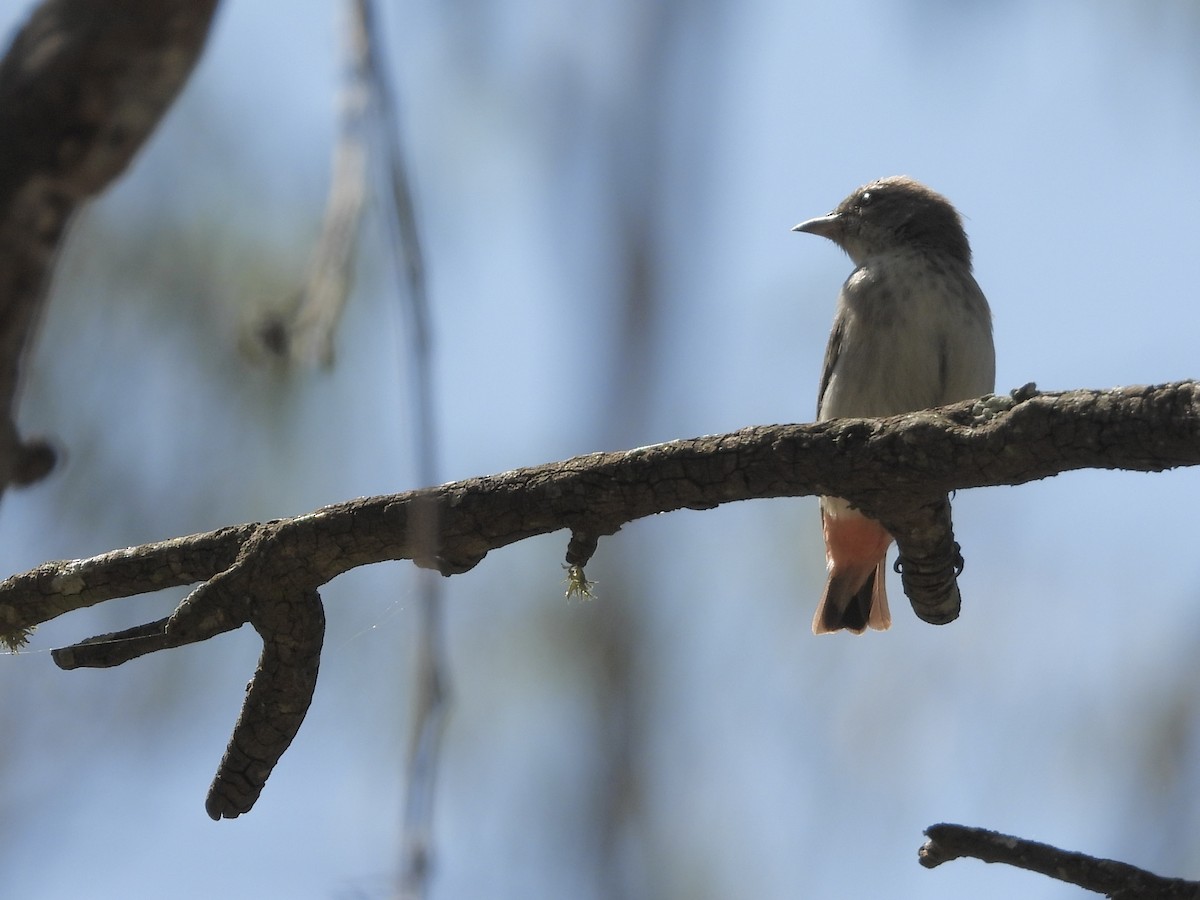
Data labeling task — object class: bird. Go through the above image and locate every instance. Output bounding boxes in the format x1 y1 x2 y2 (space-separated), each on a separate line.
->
792 176 995 634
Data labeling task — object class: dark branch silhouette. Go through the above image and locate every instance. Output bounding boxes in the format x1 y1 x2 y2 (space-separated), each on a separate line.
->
920 823 1200 898
1 381 1199 814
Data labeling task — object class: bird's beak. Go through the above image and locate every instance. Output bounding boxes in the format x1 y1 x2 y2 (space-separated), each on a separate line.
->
791 213 842 240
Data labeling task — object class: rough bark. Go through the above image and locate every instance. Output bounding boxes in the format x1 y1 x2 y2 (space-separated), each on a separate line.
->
0 381 1198 814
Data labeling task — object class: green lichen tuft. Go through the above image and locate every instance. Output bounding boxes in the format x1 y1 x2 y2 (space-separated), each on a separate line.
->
563 564 597 601
1 625 34 653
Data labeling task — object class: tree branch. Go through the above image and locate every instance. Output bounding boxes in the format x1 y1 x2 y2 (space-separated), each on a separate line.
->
920 823 1200 898
3 381 1200 815
0 0 220 494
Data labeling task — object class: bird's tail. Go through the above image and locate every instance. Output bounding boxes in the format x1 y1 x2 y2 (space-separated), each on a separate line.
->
813 506 892 635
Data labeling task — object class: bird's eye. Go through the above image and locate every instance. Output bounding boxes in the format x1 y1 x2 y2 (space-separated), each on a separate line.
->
859 190 873 207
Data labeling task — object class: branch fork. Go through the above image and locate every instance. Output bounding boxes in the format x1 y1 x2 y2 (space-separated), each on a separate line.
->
3 383 1200 814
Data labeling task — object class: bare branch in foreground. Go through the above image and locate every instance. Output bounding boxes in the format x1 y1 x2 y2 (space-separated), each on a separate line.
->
920 823 1200 899
3 381 1200 815
0 0 220 494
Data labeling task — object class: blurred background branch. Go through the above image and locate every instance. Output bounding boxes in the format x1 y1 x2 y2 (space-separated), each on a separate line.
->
251 2 368 368
349 0 449 895
0 0 220 496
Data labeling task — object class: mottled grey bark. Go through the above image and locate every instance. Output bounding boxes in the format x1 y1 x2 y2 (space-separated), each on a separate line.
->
0 381 1197 815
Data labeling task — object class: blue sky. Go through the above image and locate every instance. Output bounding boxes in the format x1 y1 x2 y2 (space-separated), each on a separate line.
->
1 1 1199 898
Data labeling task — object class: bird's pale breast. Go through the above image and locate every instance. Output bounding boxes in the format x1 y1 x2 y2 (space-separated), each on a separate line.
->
818 249 994 421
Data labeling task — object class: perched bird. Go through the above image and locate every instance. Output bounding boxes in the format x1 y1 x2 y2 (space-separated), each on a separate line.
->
793 176 995 634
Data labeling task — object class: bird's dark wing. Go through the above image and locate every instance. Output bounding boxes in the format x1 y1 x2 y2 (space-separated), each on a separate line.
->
816 313 844 418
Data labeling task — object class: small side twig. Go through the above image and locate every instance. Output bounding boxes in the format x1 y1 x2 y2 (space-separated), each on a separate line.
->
881 494 963 625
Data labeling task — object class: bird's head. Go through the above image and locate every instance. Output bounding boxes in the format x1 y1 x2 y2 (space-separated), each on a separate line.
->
793 176 971 268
